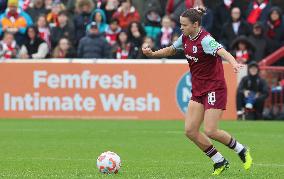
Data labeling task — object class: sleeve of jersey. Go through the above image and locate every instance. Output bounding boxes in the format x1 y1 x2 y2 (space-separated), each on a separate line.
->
201 35 223 56
172 35 183 50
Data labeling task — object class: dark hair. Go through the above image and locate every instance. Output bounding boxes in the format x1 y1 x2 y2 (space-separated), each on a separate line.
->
248 61 259 69
253 21 264 30
181 7 206 25
110 18 119 24
26 26 39 38
127 21 146 39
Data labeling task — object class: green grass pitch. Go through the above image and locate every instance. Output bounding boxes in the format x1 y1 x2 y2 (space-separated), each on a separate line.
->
0 119 283 178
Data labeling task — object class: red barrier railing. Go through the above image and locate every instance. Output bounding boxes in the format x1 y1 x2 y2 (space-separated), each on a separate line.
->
259 50 284 117
260 67 284 109
259 46 284 66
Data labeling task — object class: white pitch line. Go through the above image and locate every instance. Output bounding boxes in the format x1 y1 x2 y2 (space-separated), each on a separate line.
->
5 157 94 161
254 163 284 167
4 158 284 168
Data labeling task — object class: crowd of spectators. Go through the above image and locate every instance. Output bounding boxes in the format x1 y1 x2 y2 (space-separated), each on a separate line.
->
0 0 283 63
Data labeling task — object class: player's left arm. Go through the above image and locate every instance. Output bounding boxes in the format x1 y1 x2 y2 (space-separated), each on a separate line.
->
201 35 245 73
217 48 245 73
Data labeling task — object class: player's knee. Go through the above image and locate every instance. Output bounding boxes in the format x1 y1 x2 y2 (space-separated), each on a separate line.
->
204 128 217 139
185 128 198 140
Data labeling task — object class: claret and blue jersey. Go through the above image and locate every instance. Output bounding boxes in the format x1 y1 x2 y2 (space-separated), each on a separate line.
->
172 28 227 97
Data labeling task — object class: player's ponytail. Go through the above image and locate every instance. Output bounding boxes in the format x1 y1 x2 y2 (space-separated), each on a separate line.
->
181 7 207 26
195 7 206 16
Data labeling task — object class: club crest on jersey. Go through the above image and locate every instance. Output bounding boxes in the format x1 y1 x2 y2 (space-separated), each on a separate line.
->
185 54 199 62
192 46 197 53
208 92 216 105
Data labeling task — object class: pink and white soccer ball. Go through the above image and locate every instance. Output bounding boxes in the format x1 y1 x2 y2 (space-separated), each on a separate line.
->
97 151 121 174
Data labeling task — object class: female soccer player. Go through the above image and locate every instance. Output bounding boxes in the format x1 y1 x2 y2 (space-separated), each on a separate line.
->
142 8 253 176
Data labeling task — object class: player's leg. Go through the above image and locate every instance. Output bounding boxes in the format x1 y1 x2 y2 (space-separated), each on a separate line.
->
185 100 226 175
204 108 253 170
185 100 209 150
203 109 231 145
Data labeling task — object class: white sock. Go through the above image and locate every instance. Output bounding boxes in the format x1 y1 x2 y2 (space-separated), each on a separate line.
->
205 145 225 163
228 138 245 153
211 152 224 163
234 142 245 153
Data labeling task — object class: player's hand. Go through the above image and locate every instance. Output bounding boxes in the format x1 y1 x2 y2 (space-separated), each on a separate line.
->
142 46 153 57
233 63 245 73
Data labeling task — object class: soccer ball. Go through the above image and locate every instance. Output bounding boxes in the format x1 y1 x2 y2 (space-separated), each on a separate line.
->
97 151 121 174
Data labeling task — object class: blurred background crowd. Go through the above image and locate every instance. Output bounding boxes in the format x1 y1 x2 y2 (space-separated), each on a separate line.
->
0 0 283 63
0 0 283 120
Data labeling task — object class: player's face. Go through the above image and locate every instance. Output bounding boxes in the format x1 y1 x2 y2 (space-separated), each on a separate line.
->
180 16 198 37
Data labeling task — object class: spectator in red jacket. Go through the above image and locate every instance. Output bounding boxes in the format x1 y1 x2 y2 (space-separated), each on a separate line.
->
101 0 120 24
112 0 140 30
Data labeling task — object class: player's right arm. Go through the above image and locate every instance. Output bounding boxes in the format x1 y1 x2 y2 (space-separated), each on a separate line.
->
142 35 183 58
142 46 176 58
